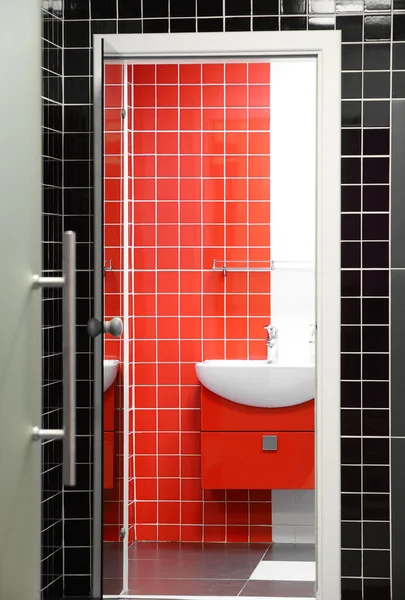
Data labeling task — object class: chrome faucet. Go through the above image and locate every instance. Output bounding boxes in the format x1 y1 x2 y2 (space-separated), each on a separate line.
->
264 324 278 363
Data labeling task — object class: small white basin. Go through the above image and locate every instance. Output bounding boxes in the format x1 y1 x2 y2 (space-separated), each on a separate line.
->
195 360 315 408
104 359 120 392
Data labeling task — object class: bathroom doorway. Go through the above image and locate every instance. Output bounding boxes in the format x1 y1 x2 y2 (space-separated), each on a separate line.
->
93 32 341 600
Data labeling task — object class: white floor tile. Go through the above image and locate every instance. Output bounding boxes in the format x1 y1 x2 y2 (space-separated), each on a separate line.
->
250 560 316 582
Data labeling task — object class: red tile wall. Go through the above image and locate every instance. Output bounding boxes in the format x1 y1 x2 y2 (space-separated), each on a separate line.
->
104 61 272 543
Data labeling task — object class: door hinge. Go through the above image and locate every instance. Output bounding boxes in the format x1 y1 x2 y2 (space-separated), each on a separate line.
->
120 527 126 540
121 108 126 119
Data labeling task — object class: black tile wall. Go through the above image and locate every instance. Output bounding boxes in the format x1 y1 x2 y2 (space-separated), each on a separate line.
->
41 3 64 600
58 0 405 597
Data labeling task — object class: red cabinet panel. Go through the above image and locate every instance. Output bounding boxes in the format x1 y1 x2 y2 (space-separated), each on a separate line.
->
201 431 314 490
201 388 314 432
104 432 114 489
104 385 115 431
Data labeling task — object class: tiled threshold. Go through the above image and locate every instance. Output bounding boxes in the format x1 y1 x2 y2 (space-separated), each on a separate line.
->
103 542 315 598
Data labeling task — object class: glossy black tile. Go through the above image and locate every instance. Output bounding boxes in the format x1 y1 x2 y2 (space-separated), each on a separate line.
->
337 15 363 42
341 578 362 600
341 549 361 576
252 0 279 14
363 579 391 600
252 16 279 29
363 100 390 127
198 17 224 31
364 71 390 98
341 326 361 352
394 13 405 41
225 0 252 15
363 549 390 578
341 213 361 239
64 49 90 76
143 0 168 17
64 20 90 48
342 72 362 99
341 185 361 211
363 493 390 520
341 409 361 435
225 17 251 30
364 15 391 40
341 271 361 297
143 18 169 32
341 381 361 407
363 184 389 211
393 43 405 69
363 465 389 492
362 241 389 268
342 44 363 70
363 157 390 183
64 77 90 104
362 325 389 353
342 101 362 127
362 270 389 297
342 157 361 183
92 0 117 18
118 20 142 33
363 214 389 242
363 409 389 437
341 129 361 155
64 0 90 19
118 0 142 18
342 493 362 520
197 0 223 16
363 438 389 465
393 71 405 98
341 521 361 548
362 297 389 324
363 129 389 156
281 16 308 28
342 297 361 323
364 43 390 71
91 19 117 35
341 438 362 465
363 353 389 380
365 0 391 9
342 354 361 380
170 18 197 31
310 15 336 29
363 380 389 408
282 0 307 13
342 241 361 268
309 0 336 11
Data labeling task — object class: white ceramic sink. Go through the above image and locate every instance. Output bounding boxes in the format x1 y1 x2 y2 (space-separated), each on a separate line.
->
195 360 315 408
104 359 120 392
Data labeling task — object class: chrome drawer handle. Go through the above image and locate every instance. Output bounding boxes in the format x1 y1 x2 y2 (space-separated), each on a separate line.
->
32 231 76 487
262 435 278 451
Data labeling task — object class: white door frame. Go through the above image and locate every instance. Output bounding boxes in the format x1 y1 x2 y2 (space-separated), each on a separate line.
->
94 31 341 600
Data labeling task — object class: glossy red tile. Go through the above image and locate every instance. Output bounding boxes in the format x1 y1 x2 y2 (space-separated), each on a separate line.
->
202 63 224 84
133 64 155 84
157 64 178 84
180 63 201 84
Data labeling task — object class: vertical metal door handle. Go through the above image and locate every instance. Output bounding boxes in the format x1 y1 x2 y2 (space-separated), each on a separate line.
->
32 231 77 486
63 231 76 486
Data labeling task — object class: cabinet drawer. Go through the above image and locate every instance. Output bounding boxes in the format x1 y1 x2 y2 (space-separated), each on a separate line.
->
201 431 314 490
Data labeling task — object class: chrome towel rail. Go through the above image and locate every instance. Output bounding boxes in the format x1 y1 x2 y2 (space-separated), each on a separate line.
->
212 259 314 275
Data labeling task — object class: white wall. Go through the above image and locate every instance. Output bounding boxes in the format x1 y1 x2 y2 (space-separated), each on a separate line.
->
270 60 317 543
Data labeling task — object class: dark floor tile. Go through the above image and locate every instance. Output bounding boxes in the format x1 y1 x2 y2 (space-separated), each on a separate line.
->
128 577 245 595
263 543 316 562
128 557 257 580
240 579 316 597
128 541 268 561
103 578 123 595
103 542 123 579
